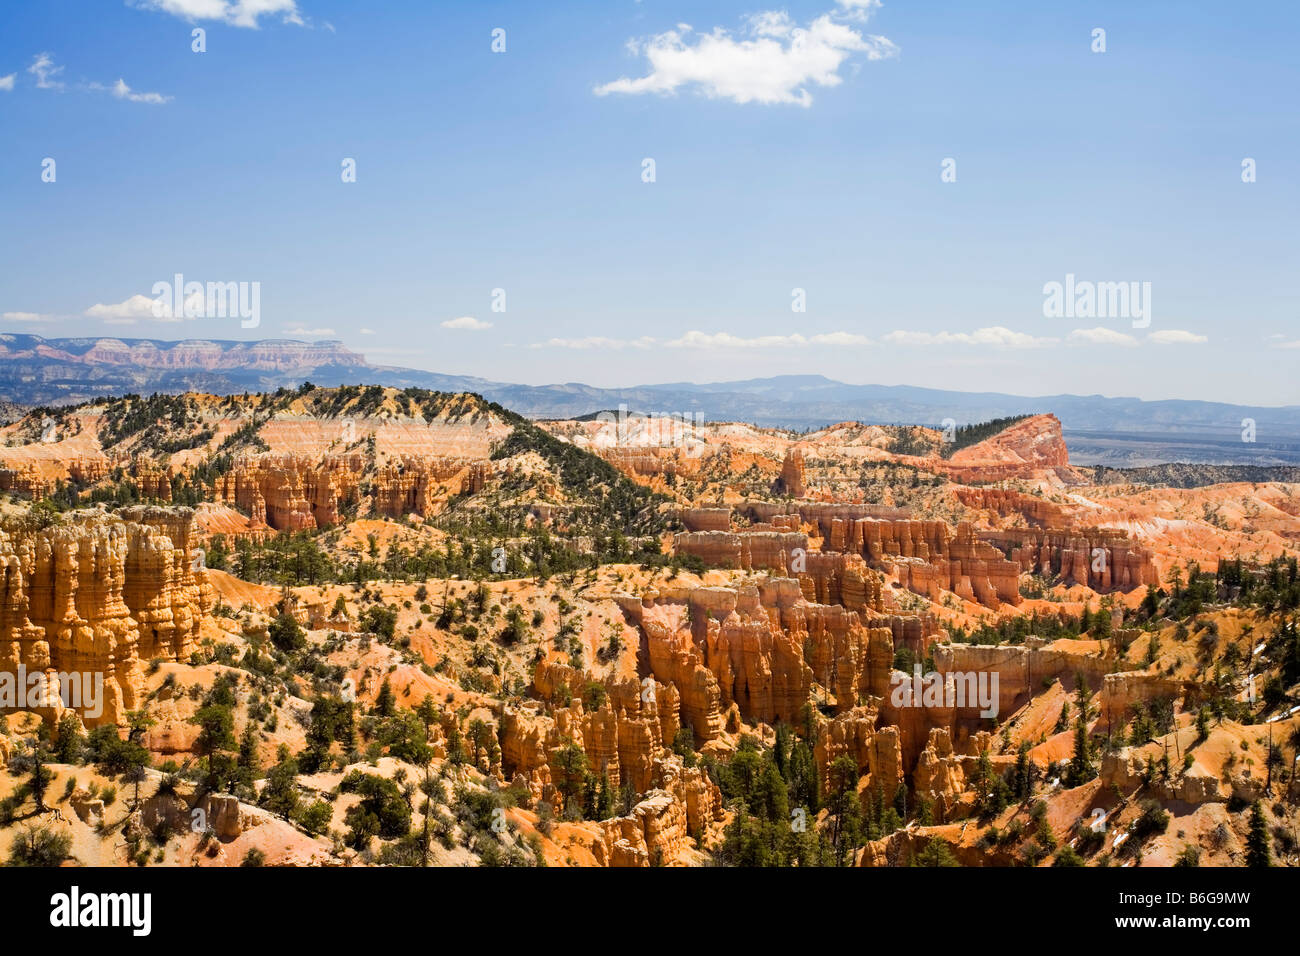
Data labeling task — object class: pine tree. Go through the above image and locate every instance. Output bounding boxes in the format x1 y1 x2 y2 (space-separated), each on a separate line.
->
1013 741 1034 802
596 771 615 821
1246 801 1272 868
1067 718 1095 786
914 837 960 867
30 744 48 813
374 677 396 717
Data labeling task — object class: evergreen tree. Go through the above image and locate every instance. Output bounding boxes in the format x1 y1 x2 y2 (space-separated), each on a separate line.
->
374 677 396 718
825 756 864 866
1067 718 1096 787
914 837 960 867
1013 741 1034 802
1246 801 1272 868
268 611 306 652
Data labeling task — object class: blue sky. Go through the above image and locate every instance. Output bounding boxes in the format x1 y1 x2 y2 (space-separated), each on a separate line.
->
1 0 1297 404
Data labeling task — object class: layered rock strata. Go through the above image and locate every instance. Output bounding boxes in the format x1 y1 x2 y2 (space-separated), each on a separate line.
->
0 506 211 727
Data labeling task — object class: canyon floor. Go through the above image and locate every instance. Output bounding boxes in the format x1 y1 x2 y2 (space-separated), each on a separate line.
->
0 386 1297 868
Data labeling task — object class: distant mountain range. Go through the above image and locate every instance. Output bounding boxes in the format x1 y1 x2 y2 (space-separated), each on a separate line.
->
2 332 1296 466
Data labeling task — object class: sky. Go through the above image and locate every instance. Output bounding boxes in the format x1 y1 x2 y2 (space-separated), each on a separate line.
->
1 0 1297 405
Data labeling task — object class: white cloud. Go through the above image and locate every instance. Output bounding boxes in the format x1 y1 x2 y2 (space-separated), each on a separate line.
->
667 330 872 348
0 74 15 92
85 291 205 323
85 294 162 323
28 53 64 90
1275 339 1300 350
883 326 1057 349
1147 329 1208 345
359 327 375 335
594 10 897 107
1066 327 1140 347
108 78 171 104
3 311 54 323
132 0 302 29
441 316 493 330
529 336 657 350
282 326 335 338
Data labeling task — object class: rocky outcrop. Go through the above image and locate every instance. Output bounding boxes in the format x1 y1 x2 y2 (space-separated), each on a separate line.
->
954 487 1070 527
215 454 363 531
740 502 911 538
371 456 489 518
929 640 1116 720
510 662 682 796
214 452 489 529
1100 671 1188 724
0 506 210 727
882 522 1023 608
595 762 724 866
896 414 1077 483
618 576 909 740
502 663 722 866
813 707 902 796
0 462 53 501
680 507 732 532
979 528 1158 592
596 447 719 480
672 530 807 573
777 448 806 498
130 457 173 501
912 727 968 819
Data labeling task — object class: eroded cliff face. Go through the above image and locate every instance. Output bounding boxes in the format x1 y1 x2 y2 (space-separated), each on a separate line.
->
0 506 210 727
372 456 489 518
214 453 489 530
614 573 903 737
672 530 808 573
896 413 1079 483
778 448 807 498
215 454 362 531
500 660 722 864
955 487 1159 592
692 505 1023 611
0 464 49 500
981 528 1158 591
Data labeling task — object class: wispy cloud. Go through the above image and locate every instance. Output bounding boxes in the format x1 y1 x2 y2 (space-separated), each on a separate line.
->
667 330 872 348
106 77 172 104
1147 329 1208 345
2 311 55 323
28 53 64 90
282 326 335 338
0 74 14 92
441 316 493 330
595 8 897 107
528 336 657 350
130 0 303 29
835 0 883 14
883 326 1057 349
1066 327 1140 347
